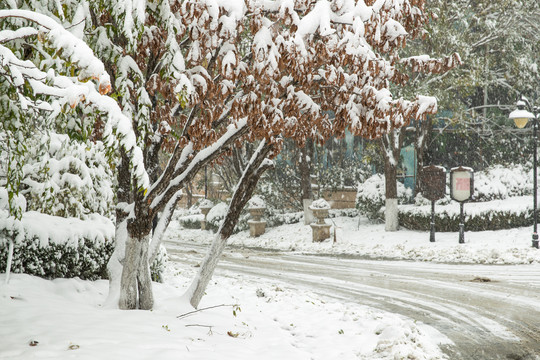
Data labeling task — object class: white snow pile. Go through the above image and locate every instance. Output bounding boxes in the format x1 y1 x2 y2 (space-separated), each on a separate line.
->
0 211 114 248
247 195 266 209
198 198 214 209
0 263 448 360
310 198 331 209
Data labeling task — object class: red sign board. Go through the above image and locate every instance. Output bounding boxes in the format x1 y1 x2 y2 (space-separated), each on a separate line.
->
450 167 474 202
456 178 470 191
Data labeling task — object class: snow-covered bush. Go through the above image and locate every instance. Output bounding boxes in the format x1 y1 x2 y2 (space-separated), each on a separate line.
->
21 133 115 219
178 214 204 229
177 199 214 229
206 202 229 231
150 245 168 283
267 211 304 227
0 133 117 280
205 202 252 234
0 211 114 280
399 197 533 232
473 164 532 202
413 192 452 206
414 164 532 206
356 174 412 220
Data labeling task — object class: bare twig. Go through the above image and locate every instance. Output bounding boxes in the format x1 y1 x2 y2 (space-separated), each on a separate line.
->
185 324 213 328
177 304 238 319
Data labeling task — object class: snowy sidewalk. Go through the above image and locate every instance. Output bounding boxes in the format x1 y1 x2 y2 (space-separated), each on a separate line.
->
172 215 540 265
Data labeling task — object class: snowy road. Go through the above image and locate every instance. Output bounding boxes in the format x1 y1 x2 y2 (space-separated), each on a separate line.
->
165 239 540 360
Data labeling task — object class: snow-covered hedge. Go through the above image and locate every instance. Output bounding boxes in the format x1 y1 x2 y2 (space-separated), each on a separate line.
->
356 174 412 220
399 196 533 232
205 202 231 231
0 211 114 280
414 164 532 206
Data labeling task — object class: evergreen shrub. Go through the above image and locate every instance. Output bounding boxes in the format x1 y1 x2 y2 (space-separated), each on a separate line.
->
399 197 533 231
0 229 113 280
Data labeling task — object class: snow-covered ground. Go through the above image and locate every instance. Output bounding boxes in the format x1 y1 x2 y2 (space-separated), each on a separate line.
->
3 211 540 360
173 214 540 265
0 264 448 360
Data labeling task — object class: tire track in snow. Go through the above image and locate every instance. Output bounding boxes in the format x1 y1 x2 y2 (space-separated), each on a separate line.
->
166 241 540 359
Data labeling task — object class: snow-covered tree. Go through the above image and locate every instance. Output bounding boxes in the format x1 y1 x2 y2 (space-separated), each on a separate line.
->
0 8 147 212
83 0 460 310
185 0 461 307
21 133 115 219
0 7 148 282
3 0 459 309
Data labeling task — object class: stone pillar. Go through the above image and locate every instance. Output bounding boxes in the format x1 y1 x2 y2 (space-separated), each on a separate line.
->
248 207 266 237
200 205 212 230
309 206 332 242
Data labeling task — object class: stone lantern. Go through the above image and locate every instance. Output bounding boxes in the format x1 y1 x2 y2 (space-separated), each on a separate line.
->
309 198 332 242
247 196 266 237
199 199 214 230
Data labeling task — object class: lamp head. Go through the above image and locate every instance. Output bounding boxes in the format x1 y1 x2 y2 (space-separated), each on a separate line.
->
509 100 534 128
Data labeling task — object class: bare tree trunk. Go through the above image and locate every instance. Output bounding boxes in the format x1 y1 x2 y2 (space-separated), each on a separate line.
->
119 235 142 309
119 233 153 310
384 156 399 231
106 149 131 308
299 139 313 200
112 146 155 310
299 139 314 224
185 182 193 209
149 191 182 264
186 142 274 308
105 219 126 308
381 129 404 232
414 117 432 196
4 238 14 284
136 236 153 310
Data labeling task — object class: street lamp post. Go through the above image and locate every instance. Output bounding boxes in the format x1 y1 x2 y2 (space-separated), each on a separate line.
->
509 98 539 249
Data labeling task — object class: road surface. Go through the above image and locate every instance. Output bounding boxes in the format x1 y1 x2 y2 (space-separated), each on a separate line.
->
165 239 540 359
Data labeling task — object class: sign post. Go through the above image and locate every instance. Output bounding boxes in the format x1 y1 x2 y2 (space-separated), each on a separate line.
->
450 167 474 244
420 165 446 242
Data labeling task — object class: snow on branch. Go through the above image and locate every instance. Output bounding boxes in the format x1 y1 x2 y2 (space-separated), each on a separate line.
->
400 53 462 74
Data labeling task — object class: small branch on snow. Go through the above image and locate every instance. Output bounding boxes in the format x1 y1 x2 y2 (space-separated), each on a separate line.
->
177 304 238 319
185 324 214 329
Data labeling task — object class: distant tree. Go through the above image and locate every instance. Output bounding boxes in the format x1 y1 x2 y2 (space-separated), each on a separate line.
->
405 0 540 190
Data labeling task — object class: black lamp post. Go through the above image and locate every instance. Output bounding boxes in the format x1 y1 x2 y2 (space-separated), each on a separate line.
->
509 98 539 249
